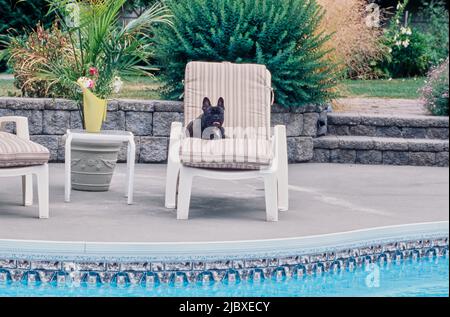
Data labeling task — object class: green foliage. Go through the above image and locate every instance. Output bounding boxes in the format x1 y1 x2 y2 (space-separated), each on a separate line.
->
376 0 431 78
122 0 160 11
0 0 54 71
0 0 53 34
420 58 449 116
418 0 449 67
373 0 449 78
153 0 338 108
386 30 430 78
5 22 74 97
16 0 172 102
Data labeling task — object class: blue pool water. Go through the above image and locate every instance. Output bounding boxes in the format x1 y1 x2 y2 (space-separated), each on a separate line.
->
0 256 448 297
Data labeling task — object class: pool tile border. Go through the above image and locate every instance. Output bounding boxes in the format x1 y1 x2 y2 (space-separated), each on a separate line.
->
0 236 448 288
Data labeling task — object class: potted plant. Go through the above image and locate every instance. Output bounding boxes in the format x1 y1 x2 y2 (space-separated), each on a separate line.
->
35 0 171 191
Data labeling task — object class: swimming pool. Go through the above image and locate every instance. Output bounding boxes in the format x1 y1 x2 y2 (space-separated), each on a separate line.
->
0 253 448 297
0 223 448 297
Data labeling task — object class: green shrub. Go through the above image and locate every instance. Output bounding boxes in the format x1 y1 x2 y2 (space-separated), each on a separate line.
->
420 58 449 116
6 22 74 98
153 0 338 108
123 0 160 11
419 1 449 67
0 0 52 34
386 29 430 78
376 0 431 78
0 0 54 72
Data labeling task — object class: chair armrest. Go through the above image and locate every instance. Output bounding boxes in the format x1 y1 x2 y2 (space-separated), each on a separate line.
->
272 124 287 170
0 116 30 140
169 121 184 139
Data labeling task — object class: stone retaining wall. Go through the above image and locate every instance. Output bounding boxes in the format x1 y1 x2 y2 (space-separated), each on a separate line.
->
312 113 450 167
312 136 449 167
0 97 327 163
328 113 449 140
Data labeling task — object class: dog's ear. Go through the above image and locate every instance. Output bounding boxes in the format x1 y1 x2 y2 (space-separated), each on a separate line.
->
202 97 212 112
217 97 225 110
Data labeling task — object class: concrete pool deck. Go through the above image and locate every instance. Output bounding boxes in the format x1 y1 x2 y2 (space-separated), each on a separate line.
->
0 163 448 243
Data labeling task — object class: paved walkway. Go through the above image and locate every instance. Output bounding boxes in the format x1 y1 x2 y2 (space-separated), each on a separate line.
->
0 74 13 80
334 98 429 116
0 164 447 243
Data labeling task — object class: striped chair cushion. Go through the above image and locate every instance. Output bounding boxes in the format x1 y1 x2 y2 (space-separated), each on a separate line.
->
180 137 273 170
0 132 50 167
181 61 273 169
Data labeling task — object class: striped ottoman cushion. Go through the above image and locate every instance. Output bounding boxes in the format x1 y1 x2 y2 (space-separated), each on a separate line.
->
181 61 273 169
0 132 50 167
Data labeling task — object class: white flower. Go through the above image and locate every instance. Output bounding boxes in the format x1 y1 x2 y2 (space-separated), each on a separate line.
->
397 2 402 10
388 78 393 81
406 27 412 35
112 76 123 94
77 77 94 89
395 40 402 47
400 27 407 34
402 39 410 48
395 18 400 25
388 47 393 53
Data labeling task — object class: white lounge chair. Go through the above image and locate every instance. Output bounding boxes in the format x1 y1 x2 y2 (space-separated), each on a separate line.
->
0 116 49 218
165 62 288 221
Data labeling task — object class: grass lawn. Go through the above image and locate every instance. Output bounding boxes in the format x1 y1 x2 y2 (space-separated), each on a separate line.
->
0 79 20 97
0 76 163 100
113 76 162 100
340 78 425 99
1 75 425 100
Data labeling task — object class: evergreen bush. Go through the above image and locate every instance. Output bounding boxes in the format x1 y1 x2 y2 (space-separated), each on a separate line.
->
154 0 338 108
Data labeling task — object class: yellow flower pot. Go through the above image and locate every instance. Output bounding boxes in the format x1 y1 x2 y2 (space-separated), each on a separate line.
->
77 80 107 133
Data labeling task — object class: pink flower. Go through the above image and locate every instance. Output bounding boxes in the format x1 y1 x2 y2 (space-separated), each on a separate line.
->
87 79 95 89
89 67 98 76
78 77 95 90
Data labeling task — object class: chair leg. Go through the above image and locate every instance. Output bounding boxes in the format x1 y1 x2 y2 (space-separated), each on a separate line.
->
36 164 49 219
165 162 181 209
22 174 33 206
274 125 289 212
165 121 182 209
277 161 289 212
264 173 278 222
177 168 193 220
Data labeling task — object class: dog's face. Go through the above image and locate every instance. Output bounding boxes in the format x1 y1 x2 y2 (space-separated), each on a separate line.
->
202 97 225 128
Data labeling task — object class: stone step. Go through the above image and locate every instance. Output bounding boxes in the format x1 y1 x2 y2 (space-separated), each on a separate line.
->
327 113 449 140
312 136 449 167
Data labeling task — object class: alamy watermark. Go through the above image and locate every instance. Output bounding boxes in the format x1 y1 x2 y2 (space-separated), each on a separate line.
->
365 263 381 288
65 1 80 28
366 3 381 28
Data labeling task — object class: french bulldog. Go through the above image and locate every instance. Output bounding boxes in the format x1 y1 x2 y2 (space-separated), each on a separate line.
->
187 97 225 140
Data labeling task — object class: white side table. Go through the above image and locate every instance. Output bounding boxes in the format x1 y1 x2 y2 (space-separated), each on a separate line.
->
64 129 136 205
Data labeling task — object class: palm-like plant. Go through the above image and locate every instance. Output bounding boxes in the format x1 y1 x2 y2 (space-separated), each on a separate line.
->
38 0 170 99
36 0 171 125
